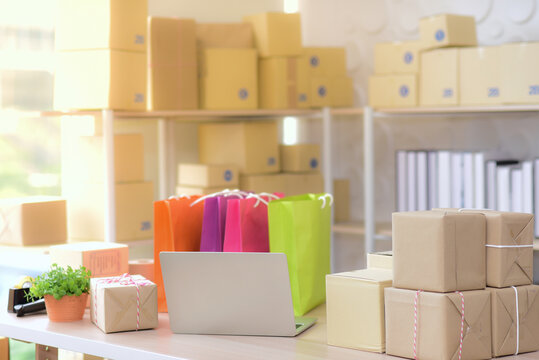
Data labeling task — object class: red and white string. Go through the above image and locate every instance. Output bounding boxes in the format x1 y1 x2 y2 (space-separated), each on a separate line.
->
413 290 423 359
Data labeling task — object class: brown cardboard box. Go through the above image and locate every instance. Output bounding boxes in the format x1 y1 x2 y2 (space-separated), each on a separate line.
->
420 48 459 106
0 337 8 360
66 182 153 242
490 285 539 357
280 144 320 173
0 197 67 246
54 49 146 111
199 48 258 110
333 179 350 223
176 185 227 196
435 209 534 288
296 55 311 108
64 134 144 184
147 17 197 111
367 251 393 270
178 163 239 188
302 47 347 77
310 77 331 107
259 57 297 109
50 241 128 278
460 46 503 105
284 173 324 196
55 0 147 52
239 174 287 194
374 41 423 75
392 211 486 292
90 275 157 333
419 14 477 50
326 268 393 352
368 74 417 108
199 122 279 175
501 42 539 104
243 12 301 58
385 287 492 360
330 77 354 107
196 23 254 49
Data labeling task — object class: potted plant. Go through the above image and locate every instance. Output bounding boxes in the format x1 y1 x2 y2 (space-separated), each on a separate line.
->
27 264 91 322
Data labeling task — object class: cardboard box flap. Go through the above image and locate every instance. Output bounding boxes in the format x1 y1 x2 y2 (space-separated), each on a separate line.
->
330 268 392 284
446 292 492 360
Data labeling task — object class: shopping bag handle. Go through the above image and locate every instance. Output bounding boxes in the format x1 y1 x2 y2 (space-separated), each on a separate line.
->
246 193 269 207
259 192 280 200
318 193 334 209
168 194 191 200
190 189 247 207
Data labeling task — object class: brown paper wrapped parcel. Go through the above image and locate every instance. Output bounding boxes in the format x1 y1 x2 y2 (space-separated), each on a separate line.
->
90 275 157 333
326 268 392 352
393 211 486 292
490 285 539 357
385 287 492 360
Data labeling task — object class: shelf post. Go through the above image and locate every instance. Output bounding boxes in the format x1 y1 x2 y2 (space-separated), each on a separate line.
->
322 107 335 272
102 109 116 243
363 106 375 256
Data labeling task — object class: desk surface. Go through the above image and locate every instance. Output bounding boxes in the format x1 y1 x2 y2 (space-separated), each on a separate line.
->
2 304 539 360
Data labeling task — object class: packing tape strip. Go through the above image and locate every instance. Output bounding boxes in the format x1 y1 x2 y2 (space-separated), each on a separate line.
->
128 259 155 283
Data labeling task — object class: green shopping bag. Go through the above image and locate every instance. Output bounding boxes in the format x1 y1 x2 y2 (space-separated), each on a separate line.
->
268 193 332 316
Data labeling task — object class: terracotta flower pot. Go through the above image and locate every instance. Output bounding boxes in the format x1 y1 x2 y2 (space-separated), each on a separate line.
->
44 293 88 322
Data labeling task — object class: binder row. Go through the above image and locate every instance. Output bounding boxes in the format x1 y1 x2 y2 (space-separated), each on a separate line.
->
396 150 539 236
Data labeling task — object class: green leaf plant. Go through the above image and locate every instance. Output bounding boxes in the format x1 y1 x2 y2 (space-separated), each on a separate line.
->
26 264 92 301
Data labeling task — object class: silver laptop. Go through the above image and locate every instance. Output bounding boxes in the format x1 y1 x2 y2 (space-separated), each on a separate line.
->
160 252 316 336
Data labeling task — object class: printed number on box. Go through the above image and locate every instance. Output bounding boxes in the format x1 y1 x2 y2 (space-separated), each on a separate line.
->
529 85 539 95
442 88 453 98
310 158 319 169
403 52 413 64
318 86 327 97
399 85 409 98
435 29 445 42
267 157 276 166
238 88 249 100
140 221 151 231
488 87 499 97
310 56 319 67
224 170 233 182
134 93 145 103
135 35 145 45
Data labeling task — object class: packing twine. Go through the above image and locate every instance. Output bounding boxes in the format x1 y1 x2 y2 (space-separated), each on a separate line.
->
413 290 465 360
512 286 520 355
94 273 151 331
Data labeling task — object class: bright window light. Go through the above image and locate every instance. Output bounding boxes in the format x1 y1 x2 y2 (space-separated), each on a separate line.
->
283 116 298 145
284 0 299 13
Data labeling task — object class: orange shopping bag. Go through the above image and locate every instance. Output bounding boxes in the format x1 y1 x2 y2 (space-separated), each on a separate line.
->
154 195 204 312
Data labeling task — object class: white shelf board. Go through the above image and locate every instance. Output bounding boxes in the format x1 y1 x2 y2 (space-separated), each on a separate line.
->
375 104 539 116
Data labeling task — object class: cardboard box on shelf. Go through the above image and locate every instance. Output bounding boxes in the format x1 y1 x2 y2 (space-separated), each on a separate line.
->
296 56 311 108
368 74 417 108
280 144 320 173
310 77 331 107
54 49 146 111
302 47 347 77
50 241 128 278
460 46 503 105
196 23 254 49
259 57 297 109
284 173 324 196
333 179 350 223
392 210 486 292
65 182 153 242
419 14 477 50
0 197 67 246
490 285 539 357
90 275 157 333
147 17 197 111
326 268 393 352
420 48 459 106
367 251 393 270
63 134 144 184
239 174 287 195
176 185 227 196
199 122 279 175
374 41 423 75
55 0 147 52
385 287 491 360
501 42 539 104
178 163 239 188
330 77 354 107
199 48 258 110
243 12 301 57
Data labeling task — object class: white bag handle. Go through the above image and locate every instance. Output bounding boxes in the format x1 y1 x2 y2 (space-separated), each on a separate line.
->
318 193 334 209
168 194 191 200
246 193 269 207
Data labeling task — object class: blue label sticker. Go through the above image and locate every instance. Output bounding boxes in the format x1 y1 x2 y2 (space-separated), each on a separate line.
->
442 88 453 98
399 85 409 98
238 88 249 100
318 85 327 97
135 34 145 44
267 157 276 166
299 93 307 102
134 93 144 103
224 170 233 182
140 221 151 231
310 158 319 169
529 85 539 95
403 51 413 64
488 87 500 97
310 55 319 67
435 29 445 42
